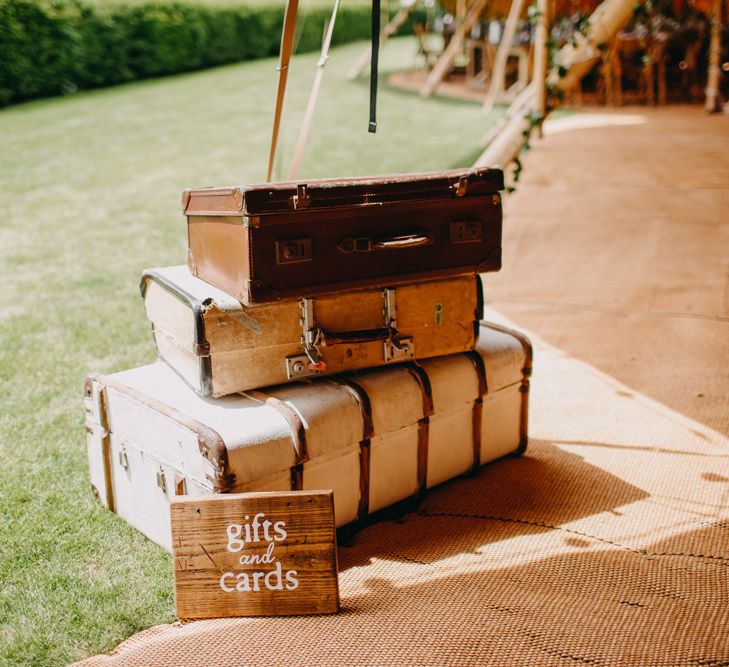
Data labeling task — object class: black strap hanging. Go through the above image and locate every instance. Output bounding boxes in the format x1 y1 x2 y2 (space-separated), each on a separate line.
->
369 0 380 133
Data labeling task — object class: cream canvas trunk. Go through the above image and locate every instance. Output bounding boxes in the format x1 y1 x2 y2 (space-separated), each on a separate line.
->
84 323 531 552
140 266 481 397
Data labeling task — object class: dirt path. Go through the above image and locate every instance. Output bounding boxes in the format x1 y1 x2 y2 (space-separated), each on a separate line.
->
489 106 729 435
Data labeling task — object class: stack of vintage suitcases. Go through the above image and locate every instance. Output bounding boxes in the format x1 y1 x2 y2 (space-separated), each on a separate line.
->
84 167 532 551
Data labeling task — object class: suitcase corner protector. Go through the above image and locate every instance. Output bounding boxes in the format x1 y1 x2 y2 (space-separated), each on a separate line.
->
181 189 192 212
196 428 234 491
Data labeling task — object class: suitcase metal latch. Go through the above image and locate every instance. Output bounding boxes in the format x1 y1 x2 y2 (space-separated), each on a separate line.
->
156 466 167 494
292 184 310 209
381 288 414 362
286 299 326 380
383 337 414 362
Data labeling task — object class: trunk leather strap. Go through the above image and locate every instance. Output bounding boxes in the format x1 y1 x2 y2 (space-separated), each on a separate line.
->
404 363 435 418
98 387 116 513
465 350 489 471
267 0 300 181
330 377 374 521
404 362 434 495
245 390 309 466
480 321 533 455
290 464 304 491
416 418 429 496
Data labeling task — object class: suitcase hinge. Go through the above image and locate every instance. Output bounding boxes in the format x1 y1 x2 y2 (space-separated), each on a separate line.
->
292 184 310 210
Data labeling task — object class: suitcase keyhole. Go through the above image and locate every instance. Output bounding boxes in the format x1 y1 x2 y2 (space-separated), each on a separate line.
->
435 303 443 326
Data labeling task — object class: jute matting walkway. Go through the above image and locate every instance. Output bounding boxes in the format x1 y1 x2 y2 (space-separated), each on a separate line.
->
77 107 729 666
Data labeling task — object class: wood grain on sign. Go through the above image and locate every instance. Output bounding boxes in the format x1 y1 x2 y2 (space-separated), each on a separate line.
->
170 491 339 619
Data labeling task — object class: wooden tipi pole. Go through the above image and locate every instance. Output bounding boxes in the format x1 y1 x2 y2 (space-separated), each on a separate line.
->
550 0 637 96
267 0 299 182
288 0 341 179
705 0 723 112
532 0 550 124
483 0 527 113
420 0 488 96
479 81 535 146
475 0 639 169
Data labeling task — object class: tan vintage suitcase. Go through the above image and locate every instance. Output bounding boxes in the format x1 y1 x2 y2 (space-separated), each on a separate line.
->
85 323 531 551
184 167 503 305
141 265 482 397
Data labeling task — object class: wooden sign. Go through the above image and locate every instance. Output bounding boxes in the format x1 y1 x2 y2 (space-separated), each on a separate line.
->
170 490 339 619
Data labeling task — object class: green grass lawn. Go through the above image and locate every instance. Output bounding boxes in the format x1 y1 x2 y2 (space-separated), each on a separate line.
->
0 36 504 665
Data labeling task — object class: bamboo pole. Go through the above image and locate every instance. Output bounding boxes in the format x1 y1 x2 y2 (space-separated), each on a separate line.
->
347 5 413 79
705 0 723 112
483 0 527 113
420 0 488 96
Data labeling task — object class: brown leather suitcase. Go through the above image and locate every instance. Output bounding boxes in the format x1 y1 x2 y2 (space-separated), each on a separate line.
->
184 167 503 305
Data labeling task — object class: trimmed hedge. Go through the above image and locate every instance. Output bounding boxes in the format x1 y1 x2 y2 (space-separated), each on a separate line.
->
0 0 416 107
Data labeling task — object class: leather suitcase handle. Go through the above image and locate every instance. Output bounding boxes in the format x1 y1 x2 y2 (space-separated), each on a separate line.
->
319 326 393 346
374 233 432 249
338 233 433 253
